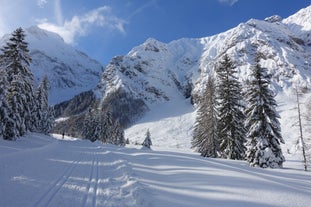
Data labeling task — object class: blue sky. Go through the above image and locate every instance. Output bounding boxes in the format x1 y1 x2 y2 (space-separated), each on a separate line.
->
1 0 311 64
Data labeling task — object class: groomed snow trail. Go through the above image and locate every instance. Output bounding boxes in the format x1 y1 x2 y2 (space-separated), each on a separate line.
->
0 134 147 207
0 133 310 207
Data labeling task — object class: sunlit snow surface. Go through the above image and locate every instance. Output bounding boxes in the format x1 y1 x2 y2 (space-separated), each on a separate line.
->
1 87 310 207
125 98 195 151
1 5 311 207
0 132 310 207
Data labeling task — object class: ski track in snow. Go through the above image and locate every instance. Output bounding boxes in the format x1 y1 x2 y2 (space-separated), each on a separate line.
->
81 152 98 207
0 134 146 207
0 133 310 207
32 156 83 207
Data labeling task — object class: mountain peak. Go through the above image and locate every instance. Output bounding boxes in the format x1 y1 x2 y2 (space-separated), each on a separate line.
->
264 15 282 23
26 26 64 42
141 38 167 53
283 4 311 34
98 3 311 123
0 26 103 104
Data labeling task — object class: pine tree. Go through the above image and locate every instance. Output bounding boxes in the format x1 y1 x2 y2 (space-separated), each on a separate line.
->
101 108 113 144
244 53 285 168
5 78 27 137
82 105 125 146
82 106 111 143
111 119 126 146
216 54 246 160
192 75 219 157
82 110 90 140
142 129 152 149
0 68 9 137
45 106 55 134
82 107 99 142
35 76 53 134
0 27 36 139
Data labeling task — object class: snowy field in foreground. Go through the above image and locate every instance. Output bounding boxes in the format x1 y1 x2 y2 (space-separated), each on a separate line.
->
0 133 310 207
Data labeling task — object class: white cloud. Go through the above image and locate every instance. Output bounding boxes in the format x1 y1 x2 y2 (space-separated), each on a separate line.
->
38 6 126 44
218 0 238 6
37 0 48 8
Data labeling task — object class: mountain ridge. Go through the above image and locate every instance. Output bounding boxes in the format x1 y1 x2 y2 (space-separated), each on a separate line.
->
2 5 311 150
98 5 311 108
0 26 104 104
94 4 311 150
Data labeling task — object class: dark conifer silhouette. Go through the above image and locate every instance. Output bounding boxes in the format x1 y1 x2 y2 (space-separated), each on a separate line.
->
245 53 285 168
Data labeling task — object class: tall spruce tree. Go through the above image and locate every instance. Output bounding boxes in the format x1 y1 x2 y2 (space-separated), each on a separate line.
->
0 68 9 137
192 75 219 157
46 107 55 133
82 107 100 142
244 53 285 168
82 108 92 141
35 76 54 134
101 108 113 144
0 28 36 139
216 54 246 160
111 119 126 146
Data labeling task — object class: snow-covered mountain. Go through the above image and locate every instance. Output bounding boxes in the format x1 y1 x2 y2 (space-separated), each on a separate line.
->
0 26 103 104
98 5 311 105
283 5 311 45
97 5 311 150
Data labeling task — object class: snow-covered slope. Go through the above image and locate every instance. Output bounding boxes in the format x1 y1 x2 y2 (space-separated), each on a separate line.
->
97 37 201 105
283 5 311 45
96 5 311 154
0 26 103 104
0 133 310 207
99 8 311 103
